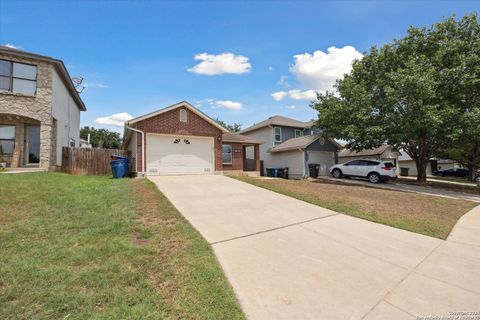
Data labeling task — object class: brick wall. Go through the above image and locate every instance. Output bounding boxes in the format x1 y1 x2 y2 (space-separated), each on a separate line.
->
134 107 224 172
222 142 245 171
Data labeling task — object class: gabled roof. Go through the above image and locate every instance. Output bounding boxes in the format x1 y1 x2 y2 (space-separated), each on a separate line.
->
126 101 229 133
0 45 86 111
338 145 400 158
240 115 314 134
222 132 262 145
270 134 341 153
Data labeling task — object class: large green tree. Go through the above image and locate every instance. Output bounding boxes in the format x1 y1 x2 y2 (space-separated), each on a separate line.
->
80 126 122 149
313 14 480 183
215 118 242 132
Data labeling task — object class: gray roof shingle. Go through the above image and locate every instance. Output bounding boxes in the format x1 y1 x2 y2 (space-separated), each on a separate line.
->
240 115 314 134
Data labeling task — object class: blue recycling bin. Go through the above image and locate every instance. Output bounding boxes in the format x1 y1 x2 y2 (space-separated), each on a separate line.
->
110 155 129 178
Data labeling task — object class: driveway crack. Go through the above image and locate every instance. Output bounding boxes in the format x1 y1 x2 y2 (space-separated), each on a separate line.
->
210 213 340 245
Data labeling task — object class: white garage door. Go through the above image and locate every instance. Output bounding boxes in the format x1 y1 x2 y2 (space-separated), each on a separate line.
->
146 134 214 175
307 151 335 176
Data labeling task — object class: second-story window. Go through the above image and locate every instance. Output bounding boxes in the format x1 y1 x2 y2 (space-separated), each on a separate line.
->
0 59 37 95
295 129 302 138
274 127 282 142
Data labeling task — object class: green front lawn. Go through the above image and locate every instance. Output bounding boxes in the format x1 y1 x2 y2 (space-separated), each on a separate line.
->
232 176 477 239
0 173 244 320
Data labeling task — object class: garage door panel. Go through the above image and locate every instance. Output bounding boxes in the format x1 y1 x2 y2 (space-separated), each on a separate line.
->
307 151 334 176
146 135 214 175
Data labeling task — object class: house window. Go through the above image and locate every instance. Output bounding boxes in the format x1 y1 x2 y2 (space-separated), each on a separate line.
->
274 127 282 142
0 125 15 155
295 129 302 138
0 60 37 95
222 144 232 164
179 109 187 122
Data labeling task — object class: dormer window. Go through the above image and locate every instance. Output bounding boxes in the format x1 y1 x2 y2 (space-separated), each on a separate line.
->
295 129 302 138
274 127 282 142
179 109 187 122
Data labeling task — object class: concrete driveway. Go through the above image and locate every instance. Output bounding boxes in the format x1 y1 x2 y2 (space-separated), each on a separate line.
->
149 175 480 320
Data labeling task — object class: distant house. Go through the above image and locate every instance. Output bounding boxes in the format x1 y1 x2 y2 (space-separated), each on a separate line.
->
397 151 461 176
0 46 86 169
338 145 400 165
240 115 340 178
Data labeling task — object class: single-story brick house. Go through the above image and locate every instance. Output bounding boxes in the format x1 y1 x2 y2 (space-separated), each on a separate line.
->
123 101 261 176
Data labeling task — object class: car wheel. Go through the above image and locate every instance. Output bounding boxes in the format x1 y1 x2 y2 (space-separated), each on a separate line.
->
332 169 342 178
368 172 381 184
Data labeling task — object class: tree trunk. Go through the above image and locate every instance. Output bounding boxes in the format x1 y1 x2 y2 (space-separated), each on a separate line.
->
468 145 478 182
415 158 429 184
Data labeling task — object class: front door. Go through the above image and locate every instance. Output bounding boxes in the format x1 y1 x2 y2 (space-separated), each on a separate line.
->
25 125 40 165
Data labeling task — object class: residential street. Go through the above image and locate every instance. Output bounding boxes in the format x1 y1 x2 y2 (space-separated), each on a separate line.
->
149 175 480 320
317 176 480 203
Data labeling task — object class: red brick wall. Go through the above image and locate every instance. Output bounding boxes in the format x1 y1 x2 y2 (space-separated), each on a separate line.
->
134 107 224 172
222 142 245 171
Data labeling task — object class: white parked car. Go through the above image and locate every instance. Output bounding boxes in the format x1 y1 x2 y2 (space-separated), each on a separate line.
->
329 159 397 183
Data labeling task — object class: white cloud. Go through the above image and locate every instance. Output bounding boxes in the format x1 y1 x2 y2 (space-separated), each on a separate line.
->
271 91 288 101
2 43 23 50
290 46 363 92
271 89 316 101
187 52 251 75
277 75 290 87
95 112 133 127
282 105 297 110
85 82 109 89
215 100 243 110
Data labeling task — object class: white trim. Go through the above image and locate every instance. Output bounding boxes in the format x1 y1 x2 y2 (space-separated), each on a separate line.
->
126 101 228 133
274 127 282 143
222 143 233 165
125 125 145 176
179 108 187 122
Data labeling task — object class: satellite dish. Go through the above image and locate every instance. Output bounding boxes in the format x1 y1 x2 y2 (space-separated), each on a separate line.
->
72 77 83 85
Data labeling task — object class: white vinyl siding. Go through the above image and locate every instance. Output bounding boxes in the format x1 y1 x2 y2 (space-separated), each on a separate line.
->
52 69 81 166
268 150 304 179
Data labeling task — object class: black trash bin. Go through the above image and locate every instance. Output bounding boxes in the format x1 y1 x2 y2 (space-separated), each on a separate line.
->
277 167 289 179
308 163 320 178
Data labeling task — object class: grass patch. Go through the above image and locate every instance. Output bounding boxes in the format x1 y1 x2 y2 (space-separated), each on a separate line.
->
232 176 477 239
398 177 480 195
0 173 244 320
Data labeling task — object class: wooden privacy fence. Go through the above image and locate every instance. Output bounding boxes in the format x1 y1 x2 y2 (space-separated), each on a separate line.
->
61 147 132 176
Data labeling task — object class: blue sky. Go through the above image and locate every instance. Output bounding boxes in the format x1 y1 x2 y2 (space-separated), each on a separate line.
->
0 1 478 132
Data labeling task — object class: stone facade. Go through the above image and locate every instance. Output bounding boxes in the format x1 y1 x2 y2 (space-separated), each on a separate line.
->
0 53 56 169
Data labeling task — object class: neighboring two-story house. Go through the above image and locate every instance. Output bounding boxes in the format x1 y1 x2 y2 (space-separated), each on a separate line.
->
0 46 86 170
240 115 340 179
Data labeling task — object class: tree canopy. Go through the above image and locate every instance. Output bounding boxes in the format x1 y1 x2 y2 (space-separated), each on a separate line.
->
80 126 122 149
215 119 242 133
313 14 480 182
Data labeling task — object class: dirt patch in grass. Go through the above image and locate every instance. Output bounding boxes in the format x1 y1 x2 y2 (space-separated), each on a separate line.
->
233 176 477 239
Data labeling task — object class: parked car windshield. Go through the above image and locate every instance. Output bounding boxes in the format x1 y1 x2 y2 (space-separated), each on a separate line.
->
383 162 395 168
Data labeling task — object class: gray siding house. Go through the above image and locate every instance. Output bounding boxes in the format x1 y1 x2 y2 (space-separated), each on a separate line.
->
241 115 340 179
